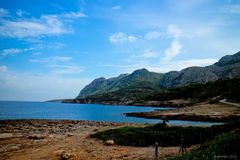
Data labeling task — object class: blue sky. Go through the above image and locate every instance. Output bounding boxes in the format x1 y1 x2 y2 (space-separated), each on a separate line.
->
0 0 240 101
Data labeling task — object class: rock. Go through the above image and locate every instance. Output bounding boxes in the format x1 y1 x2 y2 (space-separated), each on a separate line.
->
105 140 114 145
67 133 74 137
61 151 69 160
0 133 14 139
60 151 75 160
28 134 48 139
93 128 98 132
9 145 21 150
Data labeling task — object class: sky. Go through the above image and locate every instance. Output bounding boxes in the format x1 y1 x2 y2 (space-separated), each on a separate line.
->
0 0 240 101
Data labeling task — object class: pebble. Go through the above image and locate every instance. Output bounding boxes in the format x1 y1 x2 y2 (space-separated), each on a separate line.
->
28 134 48 139
0 133 14 139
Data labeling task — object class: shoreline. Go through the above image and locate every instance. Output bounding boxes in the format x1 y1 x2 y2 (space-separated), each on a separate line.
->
60 98 191 108
61 99 240 122
125 102 240 122
125 112 240 122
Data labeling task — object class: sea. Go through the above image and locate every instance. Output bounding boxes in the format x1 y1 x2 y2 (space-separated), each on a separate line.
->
0 101 222 126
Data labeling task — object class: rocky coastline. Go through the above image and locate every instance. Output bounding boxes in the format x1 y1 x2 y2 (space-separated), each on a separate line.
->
0 119 186 160
125 102 240 122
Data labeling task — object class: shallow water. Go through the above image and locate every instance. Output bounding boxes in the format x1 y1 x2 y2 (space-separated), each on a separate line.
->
0 101 222 126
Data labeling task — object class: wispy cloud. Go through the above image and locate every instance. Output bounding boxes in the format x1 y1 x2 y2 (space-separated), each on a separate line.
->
0 15 69 38
61 11 87 18
162 40 182 63
172 58 218 70
167 25 182 39
29 56 83 75
1 47 38 56
0 8 8 17
144 58 218 73
144 31 162 40
0 8 87 39
140 49 160 58
16 9 28 17
0 71 90 101
162 25 182 63
0 65 8 73
104 58 218 74
112 6 121 10
223 5 240 14
46 64 83 74
29 56 72 63
1 48 22 56
109 32 138 43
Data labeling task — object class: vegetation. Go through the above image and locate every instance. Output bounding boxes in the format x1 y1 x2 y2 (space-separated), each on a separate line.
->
78 78 240 104
147 78 240 102
91 120 240 147
169 130 240 160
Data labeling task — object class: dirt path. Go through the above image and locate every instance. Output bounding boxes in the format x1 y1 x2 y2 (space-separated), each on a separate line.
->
219 99 240 107
0 120 186 160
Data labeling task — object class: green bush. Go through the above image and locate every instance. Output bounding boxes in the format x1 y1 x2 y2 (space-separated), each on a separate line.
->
91 121 240 147
169 130 240 160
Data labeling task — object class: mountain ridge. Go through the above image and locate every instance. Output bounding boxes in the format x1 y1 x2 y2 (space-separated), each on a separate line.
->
77 51 240 99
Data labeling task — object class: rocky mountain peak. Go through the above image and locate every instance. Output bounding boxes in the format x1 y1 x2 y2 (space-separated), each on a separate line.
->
215 51 240 66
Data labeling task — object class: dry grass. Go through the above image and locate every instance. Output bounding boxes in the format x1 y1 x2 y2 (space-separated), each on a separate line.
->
190 103 240 115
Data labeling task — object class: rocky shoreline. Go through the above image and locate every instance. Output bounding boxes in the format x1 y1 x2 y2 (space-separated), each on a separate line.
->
0 119 185 160
60 98 194 108
125 111 240 122
125 102 240 122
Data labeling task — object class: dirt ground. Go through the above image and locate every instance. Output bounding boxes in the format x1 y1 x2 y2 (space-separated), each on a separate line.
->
0 120 190 160
188 102 240 115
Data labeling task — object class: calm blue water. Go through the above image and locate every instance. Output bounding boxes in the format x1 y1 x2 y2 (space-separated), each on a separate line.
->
0 101 221 126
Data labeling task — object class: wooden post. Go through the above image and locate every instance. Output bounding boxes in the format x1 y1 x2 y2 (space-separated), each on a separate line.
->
155 142 158 160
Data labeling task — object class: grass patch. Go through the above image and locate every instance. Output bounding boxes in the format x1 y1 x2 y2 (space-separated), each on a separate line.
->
91 121 240 147
168 130 240 160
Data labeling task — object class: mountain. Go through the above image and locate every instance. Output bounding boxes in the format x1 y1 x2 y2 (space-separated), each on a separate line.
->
78 68 163 98
77 51 240 99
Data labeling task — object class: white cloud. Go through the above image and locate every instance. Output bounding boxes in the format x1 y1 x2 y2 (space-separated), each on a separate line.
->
106 58 218 74
144 31 162 40
109 32 138 43
0 9 87 39
16 9 28 17
61 11 88 18
167 25 182 39
112 6 121 10
162 40 182 63
1 48 22 56
174 58 218 69
0 15 69 38
162 25 183 63
46 64 83 75
29 56 83 75
0 72 90 101
142 58 218 73
141 49 159 58
29 56 72 63
0 8 8 17
0 65 8 73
